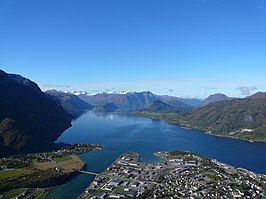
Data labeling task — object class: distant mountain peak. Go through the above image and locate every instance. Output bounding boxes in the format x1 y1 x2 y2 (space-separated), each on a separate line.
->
207 93 229 98
102 91 132 95
202 93 231 106
71 90 89 96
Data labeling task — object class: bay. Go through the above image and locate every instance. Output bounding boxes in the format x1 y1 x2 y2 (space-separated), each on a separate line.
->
48 111 266 199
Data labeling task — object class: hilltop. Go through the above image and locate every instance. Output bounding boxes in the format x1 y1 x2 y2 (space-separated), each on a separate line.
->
201 93 232 106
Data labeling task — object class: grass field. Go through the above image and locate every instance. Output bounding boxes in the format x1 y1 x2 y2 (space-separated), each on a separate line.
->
34 155 85 173
0 169 33 179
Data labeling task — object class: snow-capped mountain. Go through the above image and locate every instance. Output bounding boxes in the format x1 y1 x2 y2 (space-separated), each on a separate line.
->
65 90 89 96
65 90 132 96
62 90 203 110
77 91 158 110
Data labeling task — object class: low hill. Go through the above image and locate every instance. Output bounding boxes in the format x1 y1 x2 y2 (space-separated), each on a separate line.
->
92 103 118 112
46 90 94 118
0 70 72 156
132 100 191 120
146 100 190 113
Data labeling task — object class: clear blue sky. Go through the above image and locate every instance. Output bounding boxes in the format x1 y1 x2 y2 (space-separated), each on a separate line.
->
1 0 266 98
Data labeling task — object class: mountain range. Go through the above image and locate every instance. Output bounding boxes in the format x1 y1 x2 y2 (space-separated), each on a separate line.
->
71 90 204 110
77 91 158 110
134 92 266 142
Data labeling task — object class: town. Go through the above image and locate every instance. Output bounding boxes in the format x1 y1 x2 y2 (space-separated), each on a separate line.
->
79 151 266 198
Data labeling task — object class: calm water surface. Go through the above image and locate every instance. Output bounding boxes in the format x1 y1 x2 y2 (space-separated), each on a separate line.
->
48 111 266 199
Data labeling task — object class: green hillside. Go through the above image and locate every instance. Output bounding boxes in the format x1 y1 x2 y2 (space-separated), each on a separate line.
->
134 97 266 142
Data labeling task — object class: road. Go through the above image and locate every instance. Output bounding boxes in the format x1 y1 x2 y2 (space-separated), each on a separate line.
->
79 170 159 185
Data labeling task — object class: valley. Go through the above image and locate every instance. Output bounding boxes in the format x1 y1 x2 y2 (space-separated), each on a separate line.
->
1 70 266 199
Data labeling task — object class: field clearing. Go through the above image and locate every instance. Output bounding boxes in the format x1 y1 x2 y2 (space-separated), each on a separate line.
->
34 156 85 173
0 169 33 179
53 156 71 163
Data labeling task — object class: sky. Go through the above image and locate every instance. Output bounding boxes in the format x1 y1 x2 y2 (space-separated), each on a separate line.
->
1 0 266 98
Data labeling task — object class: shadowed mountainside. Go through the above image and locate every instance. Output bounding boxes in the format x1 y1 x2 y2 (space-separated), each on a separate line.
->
0 70 72 156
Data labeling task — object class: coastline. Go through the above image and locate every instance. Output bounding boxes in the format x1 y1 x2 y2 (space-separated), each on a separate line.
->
132 113 266 143
0 143 102 198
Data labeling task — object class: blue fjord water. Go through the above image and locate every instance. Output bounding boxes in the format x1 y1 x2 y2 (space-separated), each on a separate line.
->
48 111 266 199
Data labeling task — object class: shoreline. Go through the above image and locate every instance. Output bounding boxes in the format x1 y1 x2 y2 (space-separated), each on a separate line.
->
132 113 266 143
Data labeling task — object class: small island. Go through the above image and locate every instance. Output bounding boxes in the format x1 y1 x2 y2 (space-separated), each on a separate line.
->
0 143 101 198
79 151 266 198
